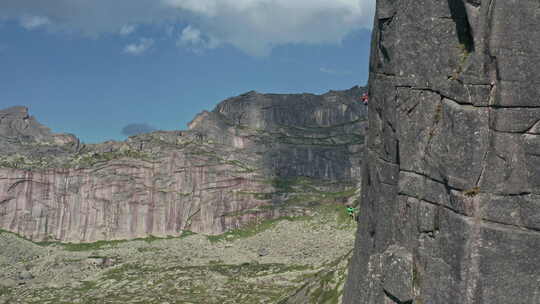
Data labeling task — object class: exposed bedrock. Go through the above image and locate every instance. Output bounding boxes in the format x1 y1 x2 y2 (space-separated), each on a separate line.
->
343 0 540 303
0 87 367 242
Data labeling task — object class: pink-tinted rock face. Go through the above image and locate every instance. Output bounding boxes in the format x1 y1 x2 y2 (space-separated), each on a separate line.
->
0 158 274 242
0 87 366 242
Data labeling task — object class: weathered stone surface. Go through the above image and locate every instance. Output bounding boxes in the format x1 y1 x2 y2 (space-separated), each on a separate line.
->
382 246 413 303
0 278 17 288
0 87 367 242
257 247 269 257
18 270 33 281
344 1 540 303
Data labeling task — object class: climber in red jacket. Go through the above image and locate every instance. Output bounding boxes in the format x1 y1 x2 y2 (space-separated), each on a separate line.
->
361 93 368 105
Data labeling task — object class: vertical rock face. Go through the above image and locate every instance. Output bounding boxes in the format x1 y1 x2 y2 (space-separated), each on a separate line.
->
344 1 540 303
0 87 367 242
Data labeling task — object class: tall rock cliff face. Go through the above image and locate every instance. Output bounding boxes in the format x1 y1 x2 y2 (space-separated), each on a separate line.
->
0 87 367 243
344 1 540 303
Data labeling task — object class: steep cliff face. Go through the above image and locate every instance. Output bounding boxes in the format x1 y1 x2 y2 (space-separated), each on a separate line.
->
0 87 367 243
344 1 540 303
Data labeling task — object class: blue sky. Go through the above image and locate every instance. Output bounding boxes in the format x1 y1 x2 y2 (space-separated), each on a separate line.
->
0 1 375 143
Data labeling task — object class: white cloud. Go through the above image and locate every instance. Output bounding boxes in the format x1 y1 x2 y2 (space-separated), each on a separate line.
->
177 25 220 53
163 0 218 17
123 38 154 55
19 15 50 30
180 26 202 45
0 0 375 56
164 0 375 56
119 24 136 35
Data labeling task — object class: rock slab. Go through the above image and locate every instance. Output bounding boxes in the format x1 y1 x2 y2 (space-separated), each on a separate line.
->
343 1 540 303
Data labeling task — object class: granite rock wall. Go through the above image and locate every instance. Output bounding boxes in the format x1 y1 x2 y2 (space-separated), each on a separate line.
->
343 1 540 303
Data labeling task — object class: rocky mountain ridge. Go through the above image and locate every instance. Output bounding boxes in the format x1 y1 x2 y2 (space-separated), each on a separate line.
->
0 87 367 243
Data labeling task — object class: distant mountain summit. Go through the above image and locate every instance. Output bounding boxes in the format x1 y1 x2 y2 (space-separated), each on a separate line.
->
0 106 56 142
0 106 80 157
0 86 367 243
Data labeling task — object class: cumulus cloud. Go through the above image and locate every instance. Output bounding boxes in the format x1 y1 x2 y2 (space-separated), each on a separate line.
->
121 123 156 136
119 24 136 35
179 26 202 45
19 15 50 30
123 38 154 55
0 0 375 56
165 0 375 56
178 25 220 53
